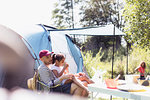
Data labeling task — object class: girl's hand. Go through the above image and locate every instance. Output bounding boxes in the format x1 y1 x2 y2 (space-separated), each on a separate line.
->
64 62 69 69
78 72 85 76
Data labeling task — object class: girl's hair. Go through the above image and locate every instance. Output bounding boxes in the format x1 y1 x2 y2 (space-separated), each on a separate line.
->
52 53 65 64
140 61 146 69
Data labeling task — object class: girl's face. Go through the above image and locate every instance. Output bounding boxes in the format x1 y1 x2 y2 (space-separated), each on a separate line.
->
141 62 145 68
59 58 65 66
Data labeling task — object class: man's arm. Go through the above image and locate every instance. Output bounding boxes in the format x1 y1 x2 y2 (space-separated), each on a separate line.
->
39 68 61 87
39 67 73 87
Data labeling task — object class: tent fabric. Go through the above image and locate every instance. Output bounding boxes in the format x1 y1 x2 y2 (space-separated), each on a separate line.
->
66 36 83 73
50 31 80 73
49 24 125 36
0 24 83 89
0 25 35 89
11 24 83 73
11 25 52 69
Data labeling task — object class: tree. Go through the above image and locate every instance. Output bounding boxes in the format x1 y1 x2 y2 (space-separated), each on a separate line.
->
51 0 124 58
79 0 124 28
52 0 80 29
123 0 150 48
79 0 124 56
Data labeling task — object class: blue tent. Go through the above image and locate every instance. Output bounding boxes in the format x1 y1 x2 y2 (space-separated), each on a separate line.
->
11 24 83 74
11 24 125 74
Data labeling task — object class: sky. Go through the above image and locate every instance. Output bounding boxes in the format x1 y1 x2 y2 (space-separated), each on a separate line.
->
0 0 124 29
0 0 57 28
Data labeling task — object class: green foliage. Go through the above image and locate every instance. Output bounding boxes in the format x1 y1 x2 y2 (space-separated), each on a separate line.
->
82 48 126 79
83 46 150 80
51 0 124 29
82 49 104 78
79 0 123 27
82 36 122 61
128 46 150 75
123 0 150 48
52 0 78 29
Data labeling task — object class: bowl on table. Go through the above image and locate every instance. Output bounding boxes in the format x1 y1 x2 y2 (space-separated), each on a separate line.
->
125 75 140 84
138 80 150 87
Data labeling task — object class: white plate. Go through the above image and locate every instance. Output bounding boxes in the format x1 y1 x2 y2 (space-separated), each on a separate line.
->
117 84 146 92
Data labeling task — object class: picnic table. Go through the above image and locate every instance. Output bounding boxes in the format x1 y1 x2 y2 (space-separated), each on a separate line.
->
88 81 150 100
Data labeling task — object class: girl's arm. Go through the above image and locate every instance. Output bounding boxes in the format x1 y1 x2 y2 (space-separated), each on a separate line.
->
135 66 140 72
52 67 67 78
52 70 60 78
58 67 66 77
59 63 69 76
52 63 69 78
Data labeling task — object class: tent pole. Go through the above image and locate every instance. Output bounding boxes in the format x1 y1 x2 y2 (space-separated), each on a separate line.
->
71 0 76 43
71 0 74 29
126 42 128 74
112 24 115 79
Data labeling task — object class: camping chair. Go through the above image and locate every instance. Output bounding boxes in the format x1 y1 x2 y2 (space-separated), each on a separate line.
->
27 70 60 92
37 79 61 92
27 70 38 91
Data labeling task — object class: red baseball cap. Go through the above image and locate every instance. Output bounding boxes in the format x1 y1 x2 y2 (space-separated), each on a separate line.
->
39 50 54 58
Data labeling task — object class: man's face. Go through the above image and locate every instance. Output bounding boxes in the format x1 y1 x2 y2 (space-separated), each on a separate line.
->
41 55 52 65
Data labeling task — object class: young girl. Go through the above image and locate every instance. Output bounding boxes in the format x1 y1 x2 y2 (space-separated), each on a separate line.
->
135 61 146 80
51 53 90 96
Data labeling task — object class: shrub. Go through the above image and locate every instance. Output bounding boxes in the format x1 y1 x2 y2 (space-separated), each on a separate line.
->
82 46 150 80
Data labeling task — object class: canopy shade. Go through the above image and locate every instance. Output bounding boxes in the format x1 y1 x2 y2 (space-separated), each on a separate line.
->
49 24 125 36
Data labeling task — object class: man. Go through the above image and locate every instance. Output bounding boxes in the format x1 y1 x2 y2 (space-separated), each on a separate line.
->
38 50 86 96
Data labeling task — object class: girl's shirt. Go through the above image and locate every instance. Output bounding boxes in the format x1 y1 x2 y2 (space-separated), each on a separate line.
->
138 66 145 76
51 65 66 84
51 65 63 78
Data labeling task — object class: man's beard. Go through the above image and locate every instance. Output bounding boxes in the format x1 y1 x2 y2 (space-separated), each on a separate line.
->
44 61 51 65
